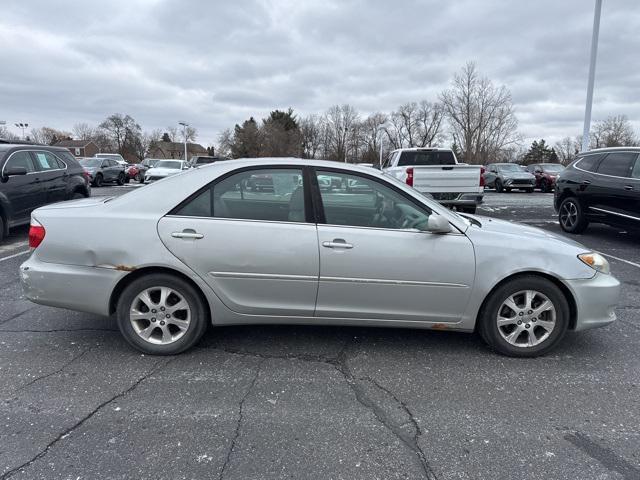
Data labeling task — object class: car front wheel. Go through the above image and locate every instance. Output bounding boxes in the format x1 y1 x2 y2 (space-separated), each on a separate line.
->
116 274 208 355
93 173 103 187
117 173 126 185
478 276 569 357
559 197 588 233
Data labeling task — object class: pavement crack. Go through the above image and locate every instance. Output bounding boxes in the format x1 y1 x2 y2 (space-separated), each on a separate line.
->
218 358 264 480
331 341 438 480
0 306 38 327
0 357 173 480
8 347 92 397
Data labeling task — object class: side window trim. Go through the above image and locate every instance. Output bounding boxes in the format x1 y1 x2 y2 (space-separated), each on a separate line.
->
594 152 638 178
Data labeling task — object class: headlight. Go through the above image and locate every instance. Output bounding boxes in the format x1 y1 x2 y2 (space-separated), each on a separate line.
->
578 252 610 275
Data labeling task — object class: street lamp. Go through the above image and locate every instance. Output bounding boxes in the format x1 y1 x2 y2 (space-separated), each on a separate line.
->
15 122 29 140
376 123 389 168
581 0 602 152
178 121 189 161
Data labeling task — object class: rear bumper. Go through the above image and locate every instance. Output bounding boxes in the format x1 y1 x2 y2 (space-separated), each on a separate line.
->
20 255 125 317
440 193 484 208
565 273 620 331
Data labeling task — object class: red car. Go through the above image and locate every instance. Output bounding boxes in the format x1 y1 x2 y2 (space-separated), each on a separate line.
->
125 163 146 183
526 163 565 193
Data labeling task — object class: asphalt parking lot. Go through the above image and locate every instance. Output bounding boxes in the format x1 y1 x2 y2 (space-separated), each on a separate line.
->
1 188 639 480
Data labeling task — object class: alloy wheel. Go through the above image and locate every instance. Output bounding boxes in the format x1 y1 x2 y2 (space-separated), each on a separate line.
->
129 286 191 345
496 290 556 348
560 201 578 229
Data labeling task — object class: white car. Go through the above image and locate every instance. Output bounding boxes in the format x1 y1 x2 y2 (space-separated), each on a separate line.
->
95 153 127 166
144 160 187 183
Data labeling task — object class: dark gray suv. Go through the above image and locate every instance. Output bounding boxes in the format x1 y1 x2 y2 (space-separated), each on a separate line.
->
79 157 126 187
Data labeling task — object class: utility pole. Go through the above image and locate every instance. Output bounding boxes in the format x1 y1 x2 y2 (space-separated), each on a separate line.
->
178 122 189 162
581 0 602 152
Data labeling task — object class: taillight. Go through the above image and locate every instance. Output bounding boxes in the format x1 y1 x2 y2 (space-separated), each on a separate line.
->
406 167 414 187
83 169 91 184
480 166 485 187
29 218 46 249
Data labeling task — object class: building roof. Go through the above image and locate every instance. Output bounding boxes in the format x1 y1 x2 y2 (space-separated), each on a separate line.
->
55 139 96 148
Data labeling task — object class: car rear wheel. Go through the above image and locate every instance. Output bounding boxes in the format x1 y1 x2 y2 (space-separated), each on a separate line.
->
116 274 208 355
117 173 126 185
559 197 588 234
134 173 142 182
93 173 103 187
478 276 569 357
540 180 550 193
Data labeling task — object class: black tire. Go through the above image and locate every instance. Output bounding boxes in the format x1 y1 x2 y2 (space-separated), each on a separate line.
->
139 174 145 184
93 173 103 187
495 179 504 193
0 215 4 243
540 180 550 193
116 274 208 355
458 206 477 214
559 197 589 234
478 275 569 357
72 192 85 200
125 177 130 184
505 187 511 193
525 188 534 193
134 173 142 182
116 172 125 186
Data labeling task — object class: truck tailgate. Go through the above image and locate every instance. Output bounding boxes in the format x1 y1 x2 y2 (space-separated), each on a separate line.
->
412 165 482 193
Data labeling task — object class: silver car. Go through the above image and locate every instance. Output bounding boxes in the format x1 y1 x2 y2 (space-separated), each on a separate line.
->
20 159 620 357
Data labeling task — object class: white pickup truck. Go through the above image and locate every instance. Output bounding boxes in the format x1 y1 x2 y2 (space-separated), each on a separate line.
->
382 147 484 214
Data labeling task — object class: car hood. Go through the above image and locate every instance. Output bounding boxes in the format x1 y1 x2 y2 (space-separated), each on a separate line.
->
147 167 181 176
501 172 534 180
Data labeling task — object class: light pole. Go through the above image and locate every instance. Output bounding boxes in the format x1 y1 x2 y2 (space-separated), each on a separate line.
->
376 123 388 168
581 0 602 152
178 122 189 161
15 122 29 140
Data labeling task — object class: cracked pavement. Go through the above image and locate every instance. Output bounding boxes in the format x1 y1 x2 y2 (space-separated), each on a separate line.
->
0 189 639 479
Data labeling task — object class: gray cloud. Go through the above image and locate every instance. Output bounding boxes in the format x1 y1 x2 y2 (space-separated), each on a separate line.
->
0 0 638 147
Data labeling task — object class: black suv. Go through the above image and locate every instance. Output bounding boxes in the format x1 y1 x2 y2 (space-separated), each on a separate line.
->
0 143 91 241
555 147 640 234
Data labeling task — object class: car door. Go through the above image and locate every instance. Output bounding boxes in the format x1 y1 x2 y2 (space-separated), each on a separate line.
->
627 155 640 221
313 168 475 323
484 164 497 187
103 159 116 181
589 152 638 225
0 150 44 223
157 166 319 317
32 150 68 204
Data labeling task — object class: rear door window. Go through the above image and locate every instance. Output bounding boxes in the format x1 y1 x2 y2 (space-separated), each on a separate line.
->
33 151 62 171
576 154 604 172
397 151 456 167
631 156 640 179
596 152 637 177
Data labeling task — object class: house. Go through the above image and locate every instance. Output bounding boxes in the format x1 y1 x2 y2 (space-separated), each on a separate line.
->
55 139 99 158
146 141 208 160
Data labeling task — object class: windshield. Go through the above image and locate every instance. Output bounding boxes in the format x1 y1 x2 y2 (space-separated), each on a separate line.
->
497 164 522 172
155 160 182 169
79 158 103 167
542 164 564 173
95 154 117 159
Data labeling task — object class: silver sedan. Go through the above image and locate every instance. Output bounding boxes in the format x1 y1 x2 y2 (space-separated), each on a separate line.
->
20 159 620 357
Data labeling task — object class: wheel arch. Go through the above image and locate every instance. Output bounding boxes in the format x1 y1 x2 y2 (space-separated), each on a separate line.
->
109 266 212 322
474 271 578 332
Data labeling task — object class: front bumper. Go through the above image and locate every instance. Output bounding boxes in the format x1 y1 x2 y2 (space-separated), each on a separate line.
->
20 254 125 317
565 272 620 331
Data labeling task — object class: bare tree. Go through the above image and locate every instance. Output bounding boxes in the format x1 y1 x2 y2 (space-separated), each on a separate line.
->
440 62 519 164
166 125 197 142
591 115 638 148
72 122 96 140
554 136 580 165
300 115 325 159
382 101 444 150
133 129 163 161
29 127 72 145
0 126 20 141
324 104 360 162
216 128 234 158
359 113 388 164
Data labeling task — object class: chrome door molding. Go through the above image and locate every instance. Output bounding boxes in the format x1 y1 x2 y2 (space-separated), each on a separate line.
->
209 271 317 281
320 276 468 288
589 206 640 222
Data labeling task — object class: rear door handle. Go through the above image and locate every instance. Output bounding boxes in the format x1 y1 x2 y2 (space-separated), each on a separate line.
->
172 230 204 239
322 239 353 249
624 185 634 191
582 180 591 185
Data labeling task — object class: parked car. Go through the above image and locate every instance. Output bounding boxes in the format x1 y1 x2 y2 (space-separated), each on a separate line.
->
21 159 619 357
144 160 187 183
188 156 225 168
526 163 565 192
383 147 484 214
142 158 162 169
125 163 146 183
484 163 536 192
95 153 127 165
0 144 90 241
79 157 126 187
555 147 640 234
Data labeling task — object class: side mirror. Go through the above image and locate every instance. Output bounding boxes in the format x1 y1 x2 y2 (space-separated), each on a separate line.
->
3 166 28 178
425 214 452 234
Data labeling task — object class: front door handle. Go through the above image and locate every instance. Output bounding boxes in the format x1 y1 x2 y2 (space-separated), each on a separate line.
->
172 230 204 239
624 185 634 191
322 239 353 249
582 180 592 185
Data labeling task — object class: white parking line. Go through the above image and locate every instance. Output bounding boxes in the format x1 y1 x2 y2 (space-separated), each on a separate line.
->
0 240 28 253
596 251 640 269
0 250 30 263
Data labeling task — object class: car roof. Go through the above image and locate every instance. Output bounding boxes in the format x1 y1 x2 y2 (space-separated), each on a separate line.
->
578 147 640 154
391 147 453 153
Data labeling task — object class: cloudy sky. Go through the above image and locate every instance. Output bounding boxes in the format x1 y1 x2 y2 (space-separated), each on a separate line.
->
1 0 638 148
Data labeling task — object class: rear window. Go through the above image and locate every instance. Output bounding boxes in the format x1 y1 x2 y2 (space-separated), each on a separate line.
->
397 151 456 167
576 154 604 172
596 152 637 177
